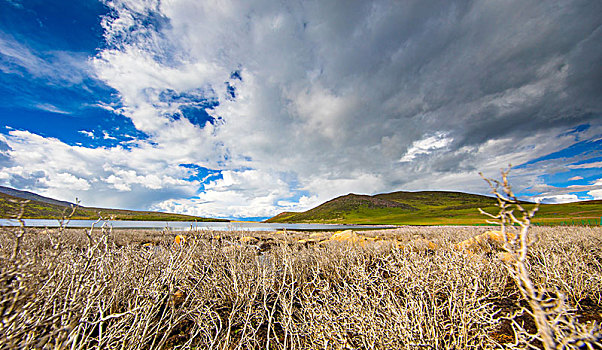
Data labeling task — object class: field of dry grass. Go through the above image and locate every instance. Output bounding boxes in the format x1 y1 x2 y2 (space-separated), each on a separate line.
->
1 222 601 349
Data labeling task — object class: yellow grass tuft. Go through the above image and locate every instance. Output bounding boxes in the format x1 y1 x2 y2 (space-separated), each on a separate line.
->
395 238 438 252
319 230 377 246
239 236 258 244
454 230 516 252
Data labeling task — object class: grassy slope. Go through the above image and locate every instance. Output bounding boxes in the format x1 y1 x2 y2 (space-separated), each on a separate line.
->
269 194 418 223
266 191 602 225
0 192 228 222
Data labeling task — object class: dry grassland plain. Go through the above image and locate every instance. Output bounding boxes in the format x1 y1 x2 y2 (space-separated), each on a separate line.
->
1 223 601 349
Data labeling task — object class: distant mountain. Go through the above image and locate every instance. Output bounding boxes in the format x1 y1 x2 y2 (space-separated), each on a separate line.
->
266 190 602 225
0 186 75 207
0 186 228 222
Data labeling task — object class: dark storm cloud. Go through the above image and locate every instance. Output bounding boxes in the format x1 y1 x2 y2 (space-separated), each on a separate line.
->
8 171 47 190
90 0 602 211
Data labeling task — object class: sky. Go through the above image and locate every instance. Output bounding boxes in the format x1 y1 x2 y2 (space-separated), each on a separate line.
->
0 0 601 220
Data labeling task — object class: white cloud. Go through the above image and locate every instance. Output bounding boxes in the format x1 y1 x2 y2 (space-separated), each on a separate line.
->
400 132 453 162
152 169 298 218
523 178 602 203
79 130 95 138
568 161 602 169
5 0 24 9
588 189 602 200
34 103 72 115
1 129 200 208
40 173 91 191
533 194 579 204
0 32 91 85
104 168 169 191
102 131 117 140
568 176 583 181
527 178 602 196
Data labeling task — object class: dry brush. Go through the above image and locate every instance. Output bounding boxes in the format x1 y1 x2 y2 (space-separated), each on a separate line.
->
0 194 601 348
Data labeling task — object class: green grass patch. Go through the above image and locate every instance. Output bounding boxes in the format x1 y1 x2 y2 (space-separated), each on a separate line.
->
267 191 602 226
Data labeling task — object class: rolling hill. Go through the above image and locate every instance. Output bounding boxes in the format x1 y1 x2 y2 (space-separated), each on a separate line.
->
0 186 228 222
0 186 75 207
266 191 602 226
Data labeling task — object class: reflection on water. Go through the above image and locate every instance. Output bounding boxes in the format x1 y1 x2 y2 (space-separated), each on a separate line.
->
0 219 394 231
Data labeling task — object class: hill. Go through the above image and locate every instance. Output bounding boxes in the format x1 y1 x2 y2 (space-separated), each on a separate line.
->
266 191 602 225
0 186 228 222
267 194 418 223
0 186 75 207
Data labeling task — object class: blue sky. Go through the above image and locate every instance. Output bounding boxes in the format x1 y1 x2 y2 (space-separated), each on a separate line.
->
0 0 601 220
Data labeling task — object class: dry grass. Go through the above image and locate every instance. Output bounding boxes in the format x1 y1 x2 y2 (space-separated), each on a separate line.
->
0 220 601 349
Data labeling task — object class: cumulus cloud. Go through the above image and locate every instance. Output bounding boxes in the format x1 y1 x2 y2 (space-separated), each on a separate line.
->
1 0 601 218
152 169 300 218
1 129 201 209
533 194 580 204
524 178 602 203
588 189 602 200
527 179 602 196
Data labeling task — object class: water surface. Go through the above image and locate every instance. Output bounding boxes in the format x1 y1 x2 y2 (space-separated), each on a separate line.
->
0 219 395 231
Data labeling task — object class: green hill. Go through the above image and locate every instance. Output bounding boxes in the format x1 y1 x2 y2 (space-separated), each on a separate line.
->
267 194 418 224
0 188 227 222
266 191 602 226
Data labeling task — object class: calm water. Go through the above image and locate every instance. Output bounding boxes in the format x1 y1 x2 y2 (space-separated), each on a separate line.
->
0 219 395 231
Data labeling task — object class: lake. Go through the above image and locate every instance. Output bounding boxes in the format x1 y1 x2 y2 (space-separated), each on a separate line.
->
0 219 396 231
